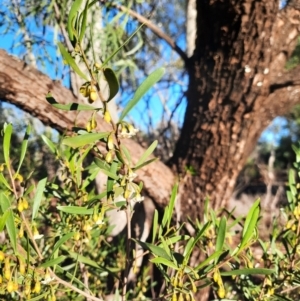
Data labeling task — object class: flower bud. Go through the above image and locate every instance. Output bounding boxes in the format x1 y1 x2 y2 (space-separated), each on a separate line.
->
107 134 114 150
6 281 14 293
0 251 4 261
88 91 98 103
104 111 111 123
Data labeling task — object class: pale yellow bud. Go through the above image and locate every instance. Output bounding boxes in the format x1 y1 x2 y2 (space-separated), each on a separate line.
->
88 91 98 103
6 281 14 293
104 111 111 123
107 134 114 150
217 286 226 299
105 151 113 163
0 251 4 261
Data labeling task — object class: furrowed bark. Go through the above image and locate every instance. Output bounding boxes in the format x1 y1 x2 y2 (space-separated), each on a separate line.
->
169 0 300 219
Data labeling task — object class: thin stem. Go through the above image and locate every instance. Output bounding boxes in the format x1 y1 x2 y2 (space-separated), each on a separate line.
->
122 200 132 301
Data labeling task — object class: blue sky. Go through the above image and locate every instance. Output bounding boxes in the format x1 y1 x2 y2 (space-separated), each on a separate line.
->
0 1 291 147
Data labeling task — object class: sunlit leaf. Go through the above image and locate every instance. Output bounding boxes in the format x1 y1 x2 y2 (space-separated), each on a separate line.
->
134 140 158 169
67 0 84 42
46 93 98 111
150 257 178 270
40 256 66 268
57 206 93 215
51 232 75 257
17 124 31 174
32 178 47 221
57 42 88 81
0 193 16 253
221 268 274 276
119 68 165 121
62 132 110 148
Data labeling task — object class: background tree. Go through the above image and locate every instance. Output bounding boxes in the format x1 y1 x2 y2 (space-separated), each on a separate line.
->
2 0 300 222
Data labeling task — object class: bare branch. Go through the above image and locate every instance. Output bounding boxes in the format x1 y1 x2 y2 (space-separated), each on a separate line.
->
0 49 174 208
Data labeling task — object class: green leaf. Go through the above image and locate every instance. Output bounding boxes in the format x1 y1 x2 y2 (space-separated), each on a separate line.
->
134 240 172 260
0 210 9 232
215 216 227 259
67 0 84 42
150 257 178 270
195 250 224 271
94 158 110 171
41 134 56 154
27 292 49 301
167 183 178 229
40 256 66 268
79 0 89 43
51 232 75 257
3 123 12 170
32 178 47 221
152 209 158 243
121 145 131 165
62 132 110 148
68 251 104 270
221 268 274 276
183 237 195 259
134 140 158 169
57 42 88 81
0 193 17 253
46 93 97 111
0 173 12 191
103 68 120 102
17 124 31 175
119 68 165 121
239 199 260 250
100 169 119 181
132 158 158 171
107 161 119 198
57 206 93 215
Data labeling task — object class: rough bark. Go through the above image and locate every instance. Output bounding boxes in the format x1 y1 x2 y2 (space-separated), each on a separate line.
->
170 1 300 219
0 49 174 210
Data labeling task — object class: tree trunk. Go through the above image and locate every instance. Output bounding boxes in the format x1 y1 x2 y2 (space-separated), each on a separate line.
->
170 0 300 219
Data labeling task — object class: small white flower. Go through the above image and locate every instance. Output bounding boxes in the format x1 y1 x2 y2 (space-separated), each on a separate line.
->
119 125 139 138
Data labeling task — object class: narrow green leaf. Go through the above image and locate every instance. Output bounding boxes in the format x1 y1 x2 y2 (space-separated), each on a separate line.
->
27 292 49 301
216 217 227 254
94 158 110 171
221 268 274 276
103 68 119 102
167 183 178 229
119 68 165 121
57 42 88 81
67 0 84 42
62 132 110 148
51 232 75 257
68 251 104 270
240 199 260 249
17 124 31 174
32 178 47 221
135 140 158 169
99 168 119 181
132 158 158 171
121 145 131 165
150 257 178 270
79 0 89 43
195 250 224 271
41 134 56 154
107 161 119 197
3 123 12 169
40 256 66 268
0 173 12 190
0 192 17 253
152 209 158 243
134 240 172 260
57 206 93 215
183 237 195 258
0 210 9 231
46 93 98 111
